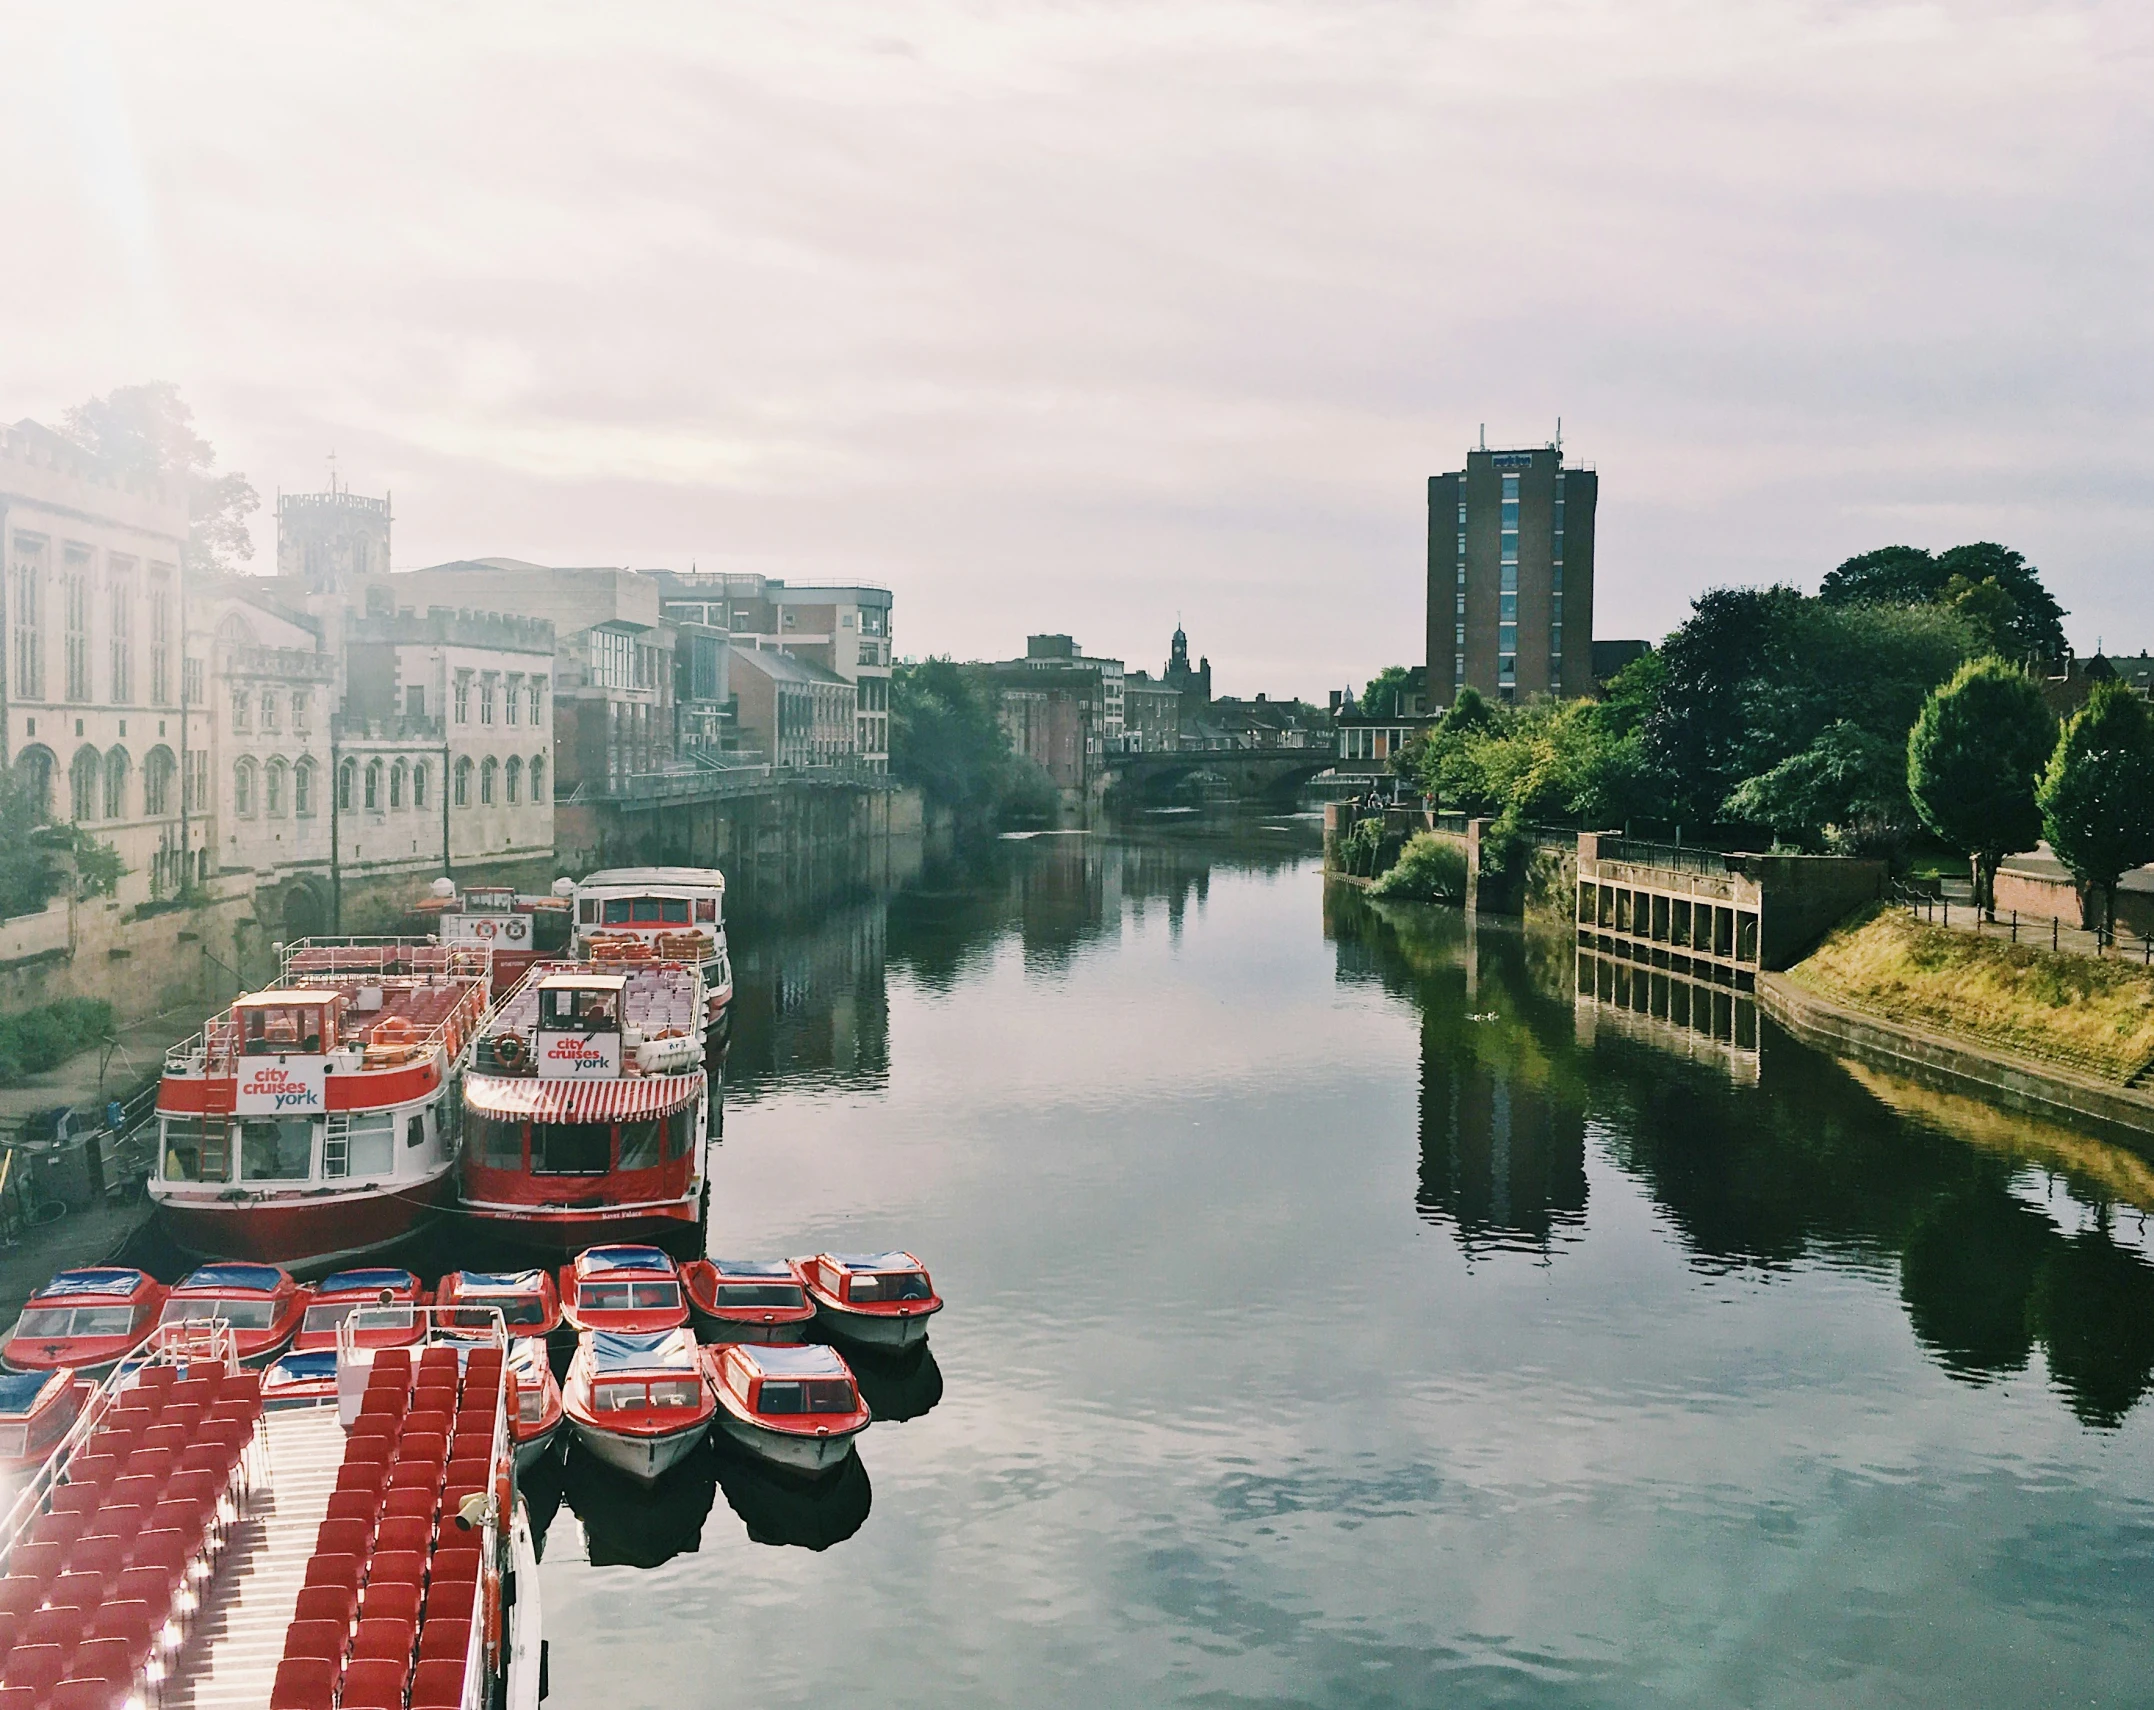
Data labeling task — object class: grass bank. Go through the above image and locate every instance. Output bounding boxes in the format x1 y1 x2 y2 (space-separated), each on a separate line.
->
1787 906 2154 1084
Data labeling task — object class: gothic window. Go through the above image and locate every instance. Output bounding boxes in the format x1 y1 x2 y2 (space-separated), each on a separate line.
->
479 757 497 805
149 572 172 705
233 757 256 818
365 760 383 810
527 679 543 724
265 758 288 818
390 760 407 809
338 758 358 812
454 757 472 807
102 748 130 821
69 747 100 822
14 748 54 822
232 688 252 731
10 538 45 700
505 757 522 804
294 758 315 817
412 763 429 810
454 673 471 724
108 572 133 703
145 748 177 817
62 558 91 703
506 675 522 726
529 755 545 803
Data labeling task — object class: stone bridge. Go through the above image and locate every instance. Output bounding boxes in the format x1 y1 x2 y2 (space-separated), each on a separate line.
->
1100 745 1336 806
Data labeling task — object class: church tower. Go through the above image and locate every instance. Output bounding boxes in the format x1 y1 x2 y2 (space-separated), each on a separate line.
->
278 479 392 596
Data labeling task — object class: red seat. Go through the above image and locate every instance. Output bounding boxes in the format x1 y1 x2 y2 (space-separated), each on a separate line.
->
350 1616 416 1662
155 1401 205 1436
62 1454 122 1494
115 1565 176 1610
145 1499 210 1553
104 1407 154 1438
130 1365 176 1399
417 1348 458 1379
7 1542 64 1589
358 1389 406 1419
50 1682 127 1710
327 1490 382 1526
427 1576 478 1624
281 1617 348 1663
367 1549 426 1585
180 1440 239 1479
50 1483 103 1519
376 1516 432 1553
371 1348 414 1381
86 1600 155 1658
167 1466 222 1510
444 1457 489 1489
292 1584 356 1629
398 1434 449 1468
348 1416 396 1447
28 1511 89 1552
0 1577 45 1620
140 1420 192 1454
302 1552 362 1593
337 1657 408 1709
402 1407 453 1433
124 1446 178 1486
103 1475 162 1514
2 1645 68 1698
269 1657 337 1710
417 1618 471 1662
44 1572 108 1615
358 1581 421 1626
80 1504 145 1546
164 1378 217 1413
382 1487 438 1522
335 1463 388 1497
0 1687 35 1710
387 1462 444 1492
0 1610 16 1655
125 1531 189 1592
221 1370 263 1408
62 1637 135 1684
20 1603 89 1655
409 1657 465 1707
316 1518 372 1558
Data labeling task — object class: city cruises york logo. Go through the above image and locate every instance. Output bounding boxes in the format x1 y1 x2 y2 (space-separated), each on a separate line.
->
540 1033 619 1076
236 1060 328 1115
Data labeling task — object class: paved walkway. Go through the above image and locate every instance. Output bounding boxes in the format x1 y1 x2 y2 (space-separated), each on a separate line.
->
1902 895 2154 965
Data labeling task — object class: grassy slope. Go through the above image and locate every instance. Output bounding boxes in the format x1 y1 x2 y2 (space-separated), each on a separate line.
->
1787 905 2154 1084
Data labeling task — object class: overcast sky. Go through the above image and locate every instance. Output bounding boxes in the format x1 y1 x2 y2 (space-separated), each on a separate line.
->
4 1 2149 699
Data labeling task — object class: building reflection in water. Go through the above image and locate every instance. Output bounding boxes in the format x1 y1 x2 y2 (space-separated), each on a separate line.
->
1574 950 1759 1087
727 899 891 1102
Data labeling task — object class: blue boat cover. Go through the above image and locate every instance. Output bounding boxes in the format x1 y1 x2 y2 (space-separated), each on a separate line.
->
178 1263 286 1294
454 1269 544 1292
580 1247 671 1274
270 1351 338 1381
317 1269 416 1296
0 1370 62 1416
711 1259 793 1279
32 1268 145 1300
591 1329 695 1372
739 1343 850 1378
829 1252 919 1273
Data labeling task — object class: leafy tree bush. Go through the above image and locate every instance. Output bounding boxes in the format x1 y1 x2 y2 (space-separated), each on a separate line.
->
1907 658 2058 914
1415 689 1661 831
1358 665 1416 717
1338 816 1386 877
0 773 123 919
2037 681 2154 935
1819 541 2066 664
0 998 115 1086
1370 833 1468 902
60 382 259 574
890 658 1044 827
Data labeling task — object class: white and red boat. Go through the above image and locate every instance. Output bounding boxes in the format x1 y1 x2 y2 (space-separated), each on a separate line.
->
683 1259 817 1345
152 940 492 1266
459 963 711 1254
507 1336 566 1473
158 1262 313 1366
0 1367 87 1480
562 1327 713 1486
413 878 574 998
557 1246 691 1338
704 1341 871 1476
436 1268 564 1340
569 868 734 1050
794 1252 943 1352
1 1267 168 1376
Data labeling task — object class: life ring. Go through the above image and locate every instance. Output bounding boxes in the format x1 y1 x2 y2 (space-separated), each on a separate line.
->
503 918 527 943
474 919 498 940
491 1034 529 1072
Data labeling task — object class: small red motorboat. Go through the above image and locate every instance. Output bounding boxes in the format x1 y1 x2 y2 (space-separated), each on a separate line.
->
0 1367 88 1477
508 1335 565 1473
558 1246 689 1337
290 1267 429 1354
563 1328 714 1485
157 1263 311 1365
436 1268 564 1339
705 1342 871 1476
1 1267 168 1375
682 1259 817 1345
793 1252 942 1352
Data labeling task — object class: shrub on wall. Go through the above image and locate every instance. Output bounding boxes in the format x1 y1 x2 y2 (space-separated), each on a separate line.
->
1370 834 1468 902
0 998 115 1087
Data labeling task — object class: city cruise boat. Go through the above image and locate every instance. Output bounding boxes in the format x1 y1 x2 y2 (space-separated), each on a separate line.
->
460 963 711 1254
569 868 734 1049
562 1328 713 1486
793 1252 943 1351
413 878 573 997
0 1368 87 1478
0 1268 168 1375
683 1259 817 1345
705 1342 871 1476
152 939 493 1266
507 1337 565 1472
436 1269 563 1340
557 1247 690 1338
158 1263 311 1366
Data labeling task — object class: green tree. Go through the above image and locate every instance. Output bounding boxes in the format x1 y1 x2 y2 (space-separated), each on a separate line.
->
890 657 1035 824
0 773 123 919
1722 719 1908 852
2037 681 2154 936
1819 540 2066 664
1359 665 1415 717
1907 658 2058 914
60 382 259 574
1819 545 1947 606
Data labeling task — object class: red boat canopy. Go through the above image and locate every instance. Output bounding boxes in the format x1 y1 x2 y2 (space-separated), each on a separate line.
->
466 1072 704 1123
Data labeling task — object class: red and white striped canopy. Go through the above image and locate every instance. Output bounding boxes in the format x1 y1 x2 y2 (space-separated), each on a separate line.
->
466 1071 704 1123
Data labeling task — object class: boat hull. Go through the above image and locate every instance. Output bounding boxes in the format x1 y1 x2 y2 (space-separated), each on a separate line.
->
712 1408 862 1475
458 1200 699 1258
812 1303 937 1351
514 1421 563 1473
153 1172 455 1270
688 1314 815 1346
567 1417 708 1485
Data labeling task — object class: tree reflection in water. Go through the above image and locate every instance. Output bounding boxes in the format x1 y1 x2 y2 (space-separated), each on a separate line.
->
1328 883 2154 1427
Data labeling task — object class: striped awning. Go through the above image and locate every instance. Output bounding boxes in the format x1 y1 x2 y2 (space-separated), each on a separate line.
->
465 1071 704 1122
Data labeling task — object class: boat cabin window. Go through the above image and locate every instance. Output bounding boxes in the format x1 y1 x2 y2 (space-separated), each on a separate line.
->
850 1271 933 1303
712 1283 803 1308
239 1117 316 1182
334 1112 394 1178
664 1105 695 1162
695 898 717 923
241 1003 326 1055
577 1279 681 1312
757 1378 856 1415
540 988 618 1033
453 1295 548 1329
515 1385 549 1424
303 1300 415 1336
161 1118 230 1184
601 898 690 926
618 1118 662 1171
473 1116 524 1170
0 1426 27 1457
592 1377 700 1411
160 1297 278 1330
533 1122 611 1176
13 1305 138 1339
406 1113 426 1150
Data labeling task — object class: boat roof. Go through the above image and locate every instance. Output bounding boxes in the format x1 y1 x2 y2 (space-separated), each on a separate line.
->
577 1246 675 1276
316 1268 418 1296
537 971 628 992
591 1329 698 1374
234 988 335 1008
467 1072 704 1122
826 1252 924 1273
448 1269 548 1295
174 1263 290 1295
732 1343 851 1380
0 1370 67 1415
578 868 726 890
709 1259 794 1280
31 1268 151 1300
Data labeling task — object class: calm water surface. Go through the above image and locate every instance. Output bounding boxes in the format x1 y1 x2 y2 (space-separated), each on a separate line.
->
536 822 2154 1708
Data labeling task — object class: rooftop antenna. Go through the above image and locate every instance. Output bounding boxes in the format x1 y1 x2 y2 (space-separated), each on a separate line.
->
326 448 337 494
1556 416 1563 456
1478 423 1486 452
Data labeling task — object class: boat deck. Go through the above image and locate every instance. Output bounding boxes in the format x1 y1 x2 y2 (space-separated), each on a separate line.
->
163 1407 343 1710
485 962 703 1049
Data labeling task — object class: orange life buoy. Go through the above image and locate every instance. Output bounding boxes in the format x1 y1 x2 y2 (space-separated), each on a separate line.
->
490 1034 529 1072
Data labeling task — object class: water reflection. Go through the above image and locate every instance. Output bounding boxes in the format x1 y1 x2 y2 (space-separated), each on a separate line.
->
558 1439 721 1568
843 1342 943 1423
711 1441 873 1551
1328 885 2154 1426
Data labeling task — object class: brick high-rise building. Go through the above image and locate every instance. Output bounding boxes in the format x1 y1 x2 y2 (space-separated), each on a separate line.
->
1426 443 1597 706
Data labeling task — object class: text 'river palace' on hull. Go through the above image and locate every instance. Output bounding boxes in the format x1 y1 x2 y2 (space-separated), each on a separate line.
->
152 942 494 1269
458 959 712 1257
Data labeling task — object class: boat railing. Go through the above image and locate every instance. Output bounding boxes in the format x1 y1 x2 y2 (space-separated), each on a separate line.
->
280 936 494 985
0 1319 242 1558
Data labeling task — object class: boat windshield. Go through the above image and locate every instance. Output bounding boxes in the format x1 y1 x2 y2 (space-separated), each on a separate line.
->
757 1378 856 1415
712 1284 803 1308
12 1305 137 1339
600 898 691 925
450 1296 550 1329
592 1377 701 1411
0 1426 26 1458
578 1281 681 1313
850 1271 933 1302
303 1301 415 1336
515 1386 550 1424
161 1297 279 1330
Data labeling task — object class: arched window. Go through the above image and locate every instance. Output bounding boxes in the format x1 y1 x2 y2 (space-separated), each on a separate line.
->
365 759 382 810
505 757 522 804
101 748 130 821
265 757 288 818
455 757 473 807
412 763 429 810
530 755 546 803
144 746 176 817
14 749 55 823
390 760 407 809
338 758 357 811
294 758 316 817
479 757 498 806
70 747 101 822
233 756 257 817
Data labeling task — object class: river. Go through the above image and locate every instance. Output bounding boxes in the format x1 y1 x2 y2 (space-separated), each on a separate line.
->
534 818 2154 1708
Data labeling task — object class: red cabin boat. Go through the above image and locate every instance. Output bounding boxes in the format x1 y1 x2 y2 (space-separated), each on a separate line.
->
1 1268 168 1375
683 1259 817 1345
152 940 492 1266
0 1368 87 1478
157 1263 311 1366
460 963 711 1255
563 1328 713 1485
558 1247 689 1338
793 1252 943 1352
507 1336 565 1473
413 880 574 998
436 1269 563 1340
705 1342 871 1476
291 1268 429 1355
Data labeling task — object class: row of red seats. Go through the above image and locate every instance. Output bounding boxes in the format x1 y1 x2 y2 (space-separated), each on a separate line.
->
272 1344 503 1710
0 1364 261 1710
